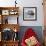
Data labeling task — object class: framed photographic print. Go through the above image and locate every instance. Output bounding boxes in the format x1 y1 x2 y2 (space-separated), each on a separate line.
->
23 7 37 21
2 10 9 15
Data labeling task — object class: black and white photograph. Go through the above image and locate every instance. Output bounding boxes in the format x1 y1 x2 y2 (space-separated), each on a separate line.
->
23 7 37 21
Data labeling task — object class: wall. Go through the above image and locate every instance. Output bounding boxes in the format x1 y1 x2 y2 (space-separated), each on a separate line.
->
0 0 44 26
18 26 43 44
18 0 44 26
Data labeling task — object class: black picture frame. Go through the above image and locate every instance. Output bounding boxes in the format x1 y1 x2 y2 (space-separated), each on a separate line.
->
23 7 37 21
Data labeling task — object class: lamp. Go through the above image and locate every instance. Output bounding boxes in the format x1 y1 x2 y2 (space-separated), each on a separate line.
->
15 0 17 7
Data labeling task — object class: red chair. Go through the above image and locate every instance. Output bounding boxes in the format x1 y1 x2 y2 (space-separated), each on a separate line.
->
21 28 41 46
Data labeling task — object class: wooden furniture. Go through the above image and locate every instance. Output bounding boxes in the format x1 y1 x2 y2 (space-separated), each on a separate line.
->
2 41 19 46
0 7 19 24
0 7 19 46
0 41 2 46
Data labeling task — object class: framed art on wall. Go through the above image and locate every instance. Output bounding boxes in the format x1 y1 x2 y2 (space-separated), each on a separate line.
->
23 7 37 21
2 10 9 15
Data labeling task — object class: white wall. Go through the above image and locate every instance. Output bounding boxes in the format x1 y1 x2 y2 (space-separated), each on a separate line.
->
0 0 44 26
18 0 44 26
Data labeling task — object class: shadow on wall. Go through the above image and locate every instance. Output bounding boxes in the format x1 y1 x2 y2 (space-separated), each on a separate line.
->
18 26 44 44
